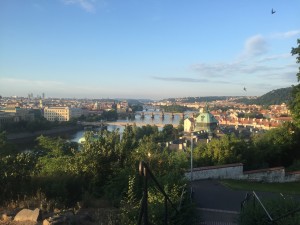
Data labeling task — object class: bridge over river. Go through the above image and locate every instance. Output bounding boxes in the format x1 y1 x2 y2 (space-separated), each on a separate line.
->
80 111 197 129
134 111 196 119
81 121 179 128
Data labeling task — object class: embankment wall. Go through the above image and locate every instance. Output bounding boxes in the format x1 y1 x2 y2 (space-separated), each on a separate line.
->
185 163 300 183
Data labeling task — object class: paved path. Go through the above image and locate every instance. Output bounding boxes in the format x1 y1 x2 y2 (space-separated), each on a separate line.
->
191 179 297 225
192 180 246 212
191 180 243 224
195 208 239 225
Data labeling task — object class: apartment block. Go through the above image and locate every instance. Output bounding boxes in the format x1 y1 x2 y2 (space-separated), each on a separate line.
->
43 107 83 121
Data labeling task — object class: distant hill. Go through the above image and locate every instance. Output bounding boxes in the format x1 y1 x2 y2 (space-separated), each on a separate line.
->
235 87 293 106
115 99 153 104
161 96 235 103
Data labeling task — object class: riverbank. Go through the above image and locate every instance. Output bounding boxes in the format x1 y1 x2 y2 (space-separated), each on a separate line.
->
6 125 83 142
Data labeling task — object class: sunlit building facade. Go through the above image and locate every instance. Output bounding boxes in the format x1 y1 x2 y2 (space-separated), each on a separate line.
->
44 107 83 121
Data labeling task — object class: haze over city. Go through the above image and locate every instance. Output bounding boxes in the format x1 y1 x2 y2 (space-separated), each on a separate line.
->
0 0 300 99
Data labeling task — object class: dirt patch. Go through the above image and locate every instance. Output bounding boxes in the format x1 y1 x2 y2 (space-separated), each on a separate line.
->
1 207 119 225
0 221 39 225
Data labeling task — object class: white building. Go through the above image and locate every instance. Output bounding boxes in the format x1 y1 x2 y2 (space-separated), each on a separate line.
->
44 107 84 121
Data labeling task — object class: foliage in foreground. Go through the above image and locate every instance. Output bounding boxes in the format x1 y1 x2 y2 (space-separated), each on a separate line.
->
120 175 194 225
0 124 193 224
240 197 300 225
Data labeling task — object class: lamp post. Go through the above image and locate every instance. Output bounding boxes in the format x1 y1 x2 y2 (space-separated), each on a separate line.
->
147 152 151 167
190 132 196 196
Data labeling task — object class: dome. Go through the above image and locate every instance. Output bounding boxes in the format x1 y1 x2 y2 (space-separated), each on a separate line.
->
196 112 219 124
194 106 218 133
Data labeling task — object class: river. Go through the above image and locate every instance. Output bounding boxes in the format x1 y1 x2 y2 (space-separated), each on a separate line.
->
70 111 185 142
12 110 195 149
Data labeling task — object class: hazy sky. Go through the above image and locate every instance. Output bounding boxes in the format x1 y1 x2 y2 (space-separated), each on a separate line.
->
0 0 299 99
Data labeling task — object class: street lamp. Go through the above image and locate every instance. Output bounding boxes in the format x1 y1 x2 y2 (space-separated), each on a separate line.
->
147 152 151 166
190 132 197 196
190 134 193 183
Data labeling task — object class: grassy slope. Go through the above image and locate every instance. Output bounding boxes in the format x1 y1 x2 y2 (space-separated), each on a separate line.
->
220 180 300 195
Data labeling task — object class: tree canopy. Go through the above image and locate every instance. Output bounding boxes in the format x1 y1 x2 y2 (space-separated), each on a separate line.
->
291 39 300 82
290 39 300 127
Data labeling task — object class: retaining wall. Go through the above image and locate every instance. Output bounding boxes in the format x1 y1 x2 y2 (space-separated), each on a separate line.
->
189 163 243 180
241 167 285 182
185 163 300 183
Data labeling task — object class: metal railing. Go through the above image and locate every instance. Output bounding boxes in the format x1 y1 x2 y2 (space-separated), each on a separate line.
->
241 191 300 224
137 161 181 225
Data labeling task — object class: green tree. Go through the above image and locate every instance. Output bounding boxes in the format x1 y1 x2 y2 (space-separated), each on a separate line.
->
290 39 300 127
117 125 137 168
160 105 189 113
35 136 76 173
102 109 118 121
119 176 140 225
252 122 300 168
118 136 190 225
130 104 143 112
291 39 300 81
0 132 7 151
134 124 159 141
76 130 120 194
0 131 17 156
0 152 37 203
235 87 292 106
161 124 178 142
36 135 71 157
193 134 247 166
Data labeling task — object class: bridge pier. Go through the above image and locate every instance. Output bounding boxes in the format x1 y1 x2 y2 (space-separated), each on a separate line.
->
181 113 185 119
128 113 135 120
151 113 154 119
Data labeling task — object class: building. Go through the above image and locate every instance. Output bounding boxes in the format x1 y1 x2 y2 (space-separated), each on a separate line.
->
0 112 18 128
184 117 195 133
70 107 85 118
0 107 35 128
43 107 84 121
184 105 219 137
116 101 129 113
1 107 35 121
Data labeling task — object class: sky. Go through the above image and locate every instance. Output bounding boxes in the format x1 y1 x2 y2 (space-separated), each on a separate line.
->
0 0 300 100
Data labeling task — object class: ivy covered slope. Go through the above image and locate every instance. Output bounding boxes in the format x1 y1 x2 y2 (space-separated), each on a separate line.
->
235 87 293 106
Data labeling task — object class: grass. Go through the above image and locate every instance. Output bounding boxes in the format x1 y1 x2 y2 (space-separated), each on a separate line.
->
220 179 300 195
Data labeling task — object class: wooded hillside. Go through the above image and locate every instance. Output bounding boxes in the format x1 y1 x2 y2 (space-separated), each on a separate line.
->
235 87 293 106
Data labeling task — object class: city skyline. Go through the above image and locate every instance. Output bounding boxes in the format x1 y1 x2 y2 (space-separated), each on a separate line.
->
0 0 300 100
